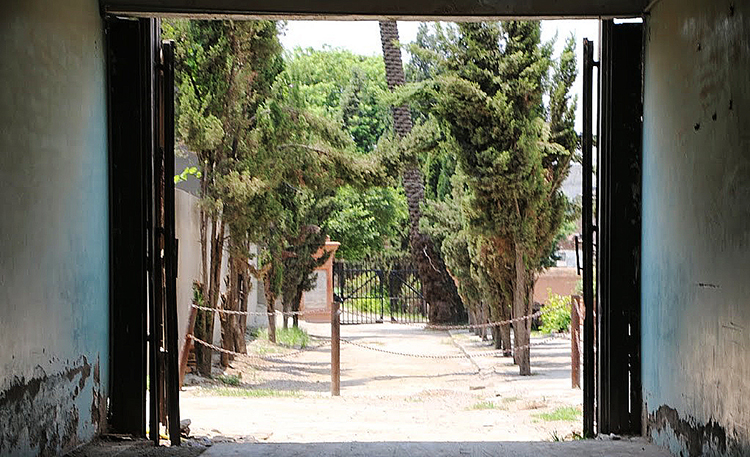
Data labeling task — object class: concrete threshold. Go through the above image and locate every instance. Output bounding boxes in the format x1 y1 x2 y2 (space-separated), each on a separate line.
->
201 439 671 456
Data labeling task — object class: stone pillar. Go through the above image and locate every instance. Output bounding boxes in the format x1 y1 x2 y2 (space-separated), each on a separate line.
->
300 238 340 323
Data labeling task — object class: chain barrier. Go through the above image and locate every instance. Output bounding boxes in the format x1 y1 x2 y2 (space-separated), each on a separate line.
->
191 304 553 332
189 330 566 362
423 309 547 331
333 333 566 359
191 304 307 316
189 304 565 361
187 334 329 361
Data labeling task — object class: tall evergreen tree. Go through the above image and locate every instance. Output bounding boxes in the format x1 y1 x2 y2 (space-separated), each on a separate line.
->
165 19 283 373
403 21 577 374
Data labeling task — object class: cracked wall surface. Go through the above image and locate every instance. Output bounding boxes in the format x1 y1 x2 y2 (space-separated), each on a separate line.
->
642 0 750 455
0 0 109 454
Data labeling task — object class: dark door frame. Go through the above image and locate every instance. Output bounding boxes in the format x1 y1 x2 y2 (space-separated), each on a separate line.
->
105 11 645 442
106 16 150 437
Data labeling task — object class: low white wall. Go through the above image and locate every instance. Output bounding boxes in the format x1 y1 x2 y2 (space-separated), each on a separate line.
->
175 189 267 355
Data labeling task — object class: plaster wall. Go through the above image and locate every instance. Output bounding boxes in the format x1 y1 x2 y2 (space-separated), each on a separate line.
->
642 0 750 454
0 0 109 454
175 189 262 355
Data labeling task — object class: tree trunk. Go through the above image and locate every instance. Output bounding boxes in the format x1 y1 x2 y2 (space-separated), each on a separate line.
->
513 242 531 375
292 289 303 328
475 303 484 340
220 250 248 367
239 270 249 336
282 301 290 330
489 301 512 353
193 282 213 377
499 298 512 356
195 169 212 377
263 269 277 344
378 20 465 324
195 215 225 376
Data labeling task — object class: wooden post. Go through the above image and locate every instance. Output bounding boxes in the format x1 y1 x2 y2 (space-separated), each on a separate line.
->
331 297 341 396
179 305 197 388
571 295 581 389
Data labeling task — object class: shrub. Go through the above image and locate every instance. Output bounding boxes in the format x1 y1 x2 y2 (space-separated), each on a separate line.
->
540 292 572 333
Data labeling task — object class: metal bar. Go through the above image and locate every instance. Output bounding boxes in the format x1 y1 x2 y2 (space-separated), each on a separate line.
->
598 20 612 433
161 39 181 446
582 37 596 438
379 270 384 322
339 272 379 301
144 17 159 444
331 296 341 396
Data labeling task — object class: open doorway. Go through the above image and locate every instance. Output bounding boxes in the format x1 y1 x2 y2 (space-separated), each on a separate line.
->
169 17 593 445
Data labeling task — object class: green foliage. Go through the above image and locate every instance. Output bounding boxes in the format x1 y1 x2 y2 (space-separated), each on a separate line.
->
256 327 310 349
325 186 408 260
405 23 456 85
539 292 572 333
215 373 241 386
534 406 582 422
210 387 299 398
400 23 579 359
348 297 383 314
174 165 202 184
280 47 390 153
278 47 409 260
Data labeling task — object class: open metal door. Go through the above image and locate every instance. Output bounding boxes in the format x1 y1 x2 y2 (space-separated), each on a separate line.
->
581 37 597 438
582 20 644 438
150 32 181 445
107 17 180 445
597 19 643 436
107 16 150 438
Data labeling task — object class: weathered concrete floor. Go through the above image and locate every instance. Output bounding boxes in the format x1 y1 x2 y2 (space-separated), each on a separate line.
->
201 439 671 456
177 323 673 456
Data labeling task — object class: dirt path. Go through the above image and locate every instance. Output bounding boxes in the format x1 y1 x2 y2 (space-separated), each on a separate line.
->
180 321 586 444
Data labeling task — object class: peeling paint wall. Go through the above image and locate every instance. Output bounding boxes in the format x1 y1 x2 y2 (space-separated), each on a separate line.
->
0 0 109 455
642 0 750 455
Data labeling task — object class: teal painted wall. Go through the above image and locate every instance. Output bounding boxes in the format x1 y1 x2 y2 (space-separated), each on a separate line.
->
642 0 750 455
0 0 109 455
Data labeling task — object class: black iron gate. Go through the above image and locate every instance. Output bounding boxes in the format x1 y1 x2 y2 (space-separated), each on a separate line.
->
333 260 428 324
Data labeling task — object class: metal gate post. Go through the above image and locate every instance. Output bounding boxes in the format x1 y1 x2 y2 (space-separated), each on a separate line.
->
582 37 597 438
331 296 341 396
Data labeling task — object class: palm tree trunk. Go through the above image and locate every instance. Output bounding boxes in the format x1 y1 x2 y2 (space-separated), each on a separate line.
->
379 20 464 324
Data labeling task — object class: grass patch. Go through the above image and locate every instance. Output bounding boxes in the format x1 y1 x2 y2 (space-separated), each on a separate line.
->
254 327 310 349
211 387 299 398
534 406 582 422
468 400 506 410
499 395 520 404
215 373 241 386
